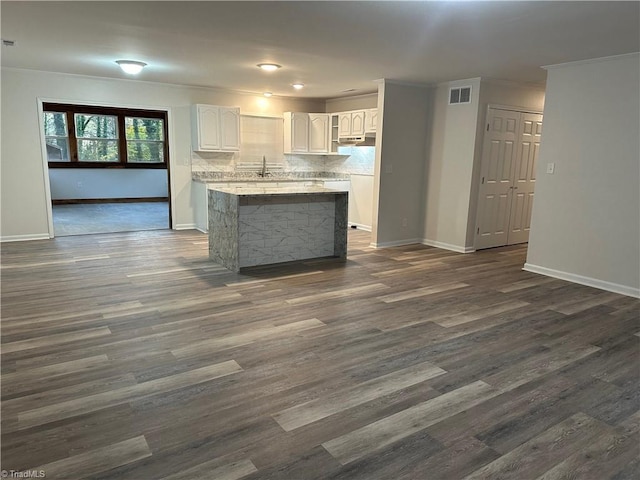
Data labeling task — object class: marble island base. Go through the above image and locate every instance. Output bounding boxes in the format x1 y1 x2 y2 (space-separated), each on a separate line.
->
208 187 348 272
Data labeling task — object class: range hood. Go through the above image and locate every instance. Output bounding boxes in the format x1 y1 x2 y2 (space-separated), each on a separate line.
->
337 136 366 145
337 132 376 145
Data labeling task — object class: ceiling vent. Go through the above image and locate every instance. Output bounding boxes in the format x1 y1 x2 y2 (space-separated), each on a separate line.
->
449 86 472 105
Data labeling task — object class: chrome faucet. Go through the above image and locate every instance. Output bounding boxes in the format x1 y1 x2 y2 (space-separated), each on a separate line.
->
259 155 268 177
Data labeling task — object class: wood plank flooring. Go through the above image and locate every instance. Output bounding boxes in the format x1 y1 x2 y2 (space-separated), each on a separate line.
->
1 229 638 479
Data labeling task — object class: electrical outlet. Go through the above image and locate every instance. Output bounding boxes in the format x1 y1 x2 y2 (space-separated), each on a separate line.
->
76 181 83 189
546 163 555 174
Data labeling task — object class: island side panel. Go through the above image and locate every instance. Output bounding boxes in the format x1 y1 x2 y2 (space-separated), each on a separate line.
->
333 192 348 260
208 189 240 271
238 194 337 269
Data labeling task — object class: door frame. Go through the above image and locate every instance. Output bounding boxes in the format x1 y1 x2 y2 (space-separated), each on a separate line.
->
474 104 543 250
37 97 176 238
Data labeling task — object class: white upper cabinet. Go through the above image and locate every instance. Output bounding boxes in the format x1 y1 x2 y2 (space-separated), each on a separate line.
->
351 111 365 135
338 113 353 137
308 114 331 153
337 110 370 137
364 109 378 134
284 112 330 154
191 104 240 152
219 107 241 151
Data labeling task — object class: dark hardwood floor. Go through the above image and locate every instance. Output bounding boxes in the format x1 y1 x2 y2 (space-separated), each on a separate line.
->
1 229 638 479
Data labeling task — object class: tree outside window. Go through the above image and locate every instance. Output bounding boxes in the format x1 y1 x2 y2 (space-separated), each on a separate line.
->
43 103 168 168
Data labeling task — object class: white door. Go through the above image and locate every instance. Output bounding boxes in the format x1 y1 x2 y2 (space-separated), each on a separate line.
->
308 114 330 153
507 113 543 244
476 109 520 249
475 108 543 249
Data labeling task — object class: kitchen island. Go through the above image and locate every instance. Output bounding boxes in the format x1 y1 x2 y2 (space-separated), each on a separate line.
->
208 185 348 272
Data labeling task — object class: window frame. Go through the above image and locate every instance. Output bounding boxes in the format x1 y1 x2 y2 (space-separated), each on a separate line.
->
43 103 169 169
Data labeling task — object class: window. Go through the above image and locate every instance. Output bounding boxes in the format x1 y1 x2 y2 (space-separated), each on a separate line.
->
43 103 169 168
237 115 283 168
43 112 71 162
125 117 165 163
75 113 119 162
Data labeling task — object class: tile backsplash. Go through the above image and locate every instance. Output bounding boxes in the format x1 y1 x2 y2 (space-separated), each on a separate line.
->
191 147 375 177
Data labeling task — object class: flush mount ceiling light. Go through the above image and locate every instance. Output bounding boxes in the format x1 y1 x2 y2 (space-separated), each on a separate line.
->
257 63 281 72
292 83 304 90
263 92 273 97
116 60 147 75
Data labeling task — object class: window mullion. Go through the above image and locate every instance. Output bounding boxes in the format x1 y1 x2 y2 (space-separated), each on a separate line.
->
117 114 128 166
67 111 79 162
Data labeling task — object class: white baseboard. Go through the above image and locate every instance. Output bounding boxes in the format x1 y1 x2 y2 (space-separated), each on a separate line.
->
421 238 475 254
1 233 51 242
523 263 640 298
348 222 372 232
174 223 198 231
370 238 422 248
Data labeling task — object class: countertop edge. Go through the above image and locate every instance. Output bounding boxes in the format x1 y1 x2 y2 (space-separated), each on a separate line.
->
208 187 348 196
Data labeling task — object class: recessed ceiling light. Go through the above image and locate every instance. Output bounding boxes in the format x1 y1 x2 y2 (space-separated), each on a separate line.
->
263 92 273 97
116 60 147 75
257 63 281 72
292 83 304 90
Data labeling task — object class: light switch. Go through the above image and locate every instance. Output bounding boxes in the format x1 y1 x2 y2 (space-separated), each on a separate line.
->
546 163 555 174
385 164 393 174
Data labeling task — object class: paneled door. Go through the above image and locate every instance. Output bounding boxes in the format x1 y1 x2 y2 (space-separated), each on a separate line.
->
506 113 543 245
475 108 543 249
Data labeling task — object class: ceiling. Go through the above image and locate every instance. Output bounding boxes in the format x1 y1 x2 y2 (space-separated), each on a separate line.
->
1 1 639 99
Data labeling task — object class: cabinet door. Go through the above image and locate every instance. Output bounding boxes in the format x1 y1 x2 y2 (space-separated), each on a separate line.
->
219 107 240 151
308 114 330 153
351 111 365 136
338 113 352 137
291 113 309 153
364 109 378 134
198 105 221 150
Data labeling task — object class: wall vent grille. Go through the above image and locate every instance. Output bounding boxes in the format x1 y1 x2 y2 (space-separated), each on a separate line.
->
449 86 472 105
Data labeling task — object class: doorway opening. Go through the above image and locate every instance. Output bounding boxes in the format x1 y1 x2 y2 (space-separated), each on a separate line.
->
42 102 172 237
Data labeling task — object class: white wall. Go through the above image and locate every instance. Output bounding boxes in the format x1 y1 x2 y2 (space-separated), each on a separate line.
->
372 80 431 247
525 53 640 297
49 169 168 200
422 78 481 252
1 68 324 239
325 92 378 113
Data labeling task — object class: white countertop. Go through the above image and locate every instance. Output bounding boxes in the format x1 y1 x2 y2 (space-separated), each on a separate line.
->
193 176 349 184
